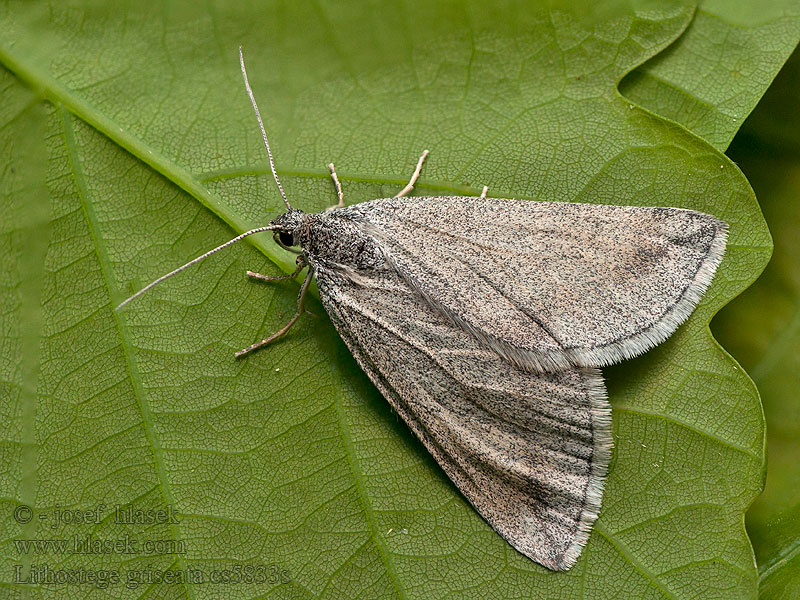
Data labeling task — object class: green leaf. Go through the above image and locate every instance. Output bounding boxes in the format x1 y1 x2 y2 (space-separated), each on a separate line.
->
0 57 50 600
714 48 800 600
0 1 771 598
621 0 800 150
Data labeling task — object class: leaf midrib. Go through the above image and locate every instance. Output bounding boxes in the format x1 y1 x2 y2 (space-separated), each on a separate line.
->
0 40 295 275
329 363 407 599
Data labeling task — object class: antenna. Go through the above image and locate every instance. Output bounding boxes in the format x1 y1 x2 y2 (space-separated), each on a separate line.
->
115 225 279 310
115 49 293 311
239 46 291 210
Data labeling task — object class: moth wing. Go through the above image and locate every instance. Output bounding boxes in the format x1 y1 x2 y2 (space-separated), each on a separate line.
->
347 196 727 372
315 263 612 571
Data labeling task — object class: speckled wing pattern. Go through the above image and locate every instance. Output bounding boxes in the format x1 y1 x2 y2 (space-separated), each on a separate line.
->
349 197 728 373
315 263 612 571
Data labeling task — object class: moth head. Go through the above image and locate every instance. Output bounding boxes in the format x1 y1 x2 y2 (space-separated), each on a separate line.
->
269 209 308 251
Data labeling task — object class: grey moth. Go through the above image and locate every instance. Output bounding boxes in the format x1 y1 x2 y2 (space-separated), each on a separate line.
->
118 50 728 571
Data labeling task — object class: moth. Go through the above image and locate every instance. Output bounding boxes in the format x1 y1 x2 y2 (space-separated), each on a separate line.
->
118 49 728 571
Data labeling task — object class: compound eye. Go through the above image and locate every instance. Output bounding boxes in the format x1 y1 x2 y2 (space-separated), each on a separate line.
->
278 231 295 247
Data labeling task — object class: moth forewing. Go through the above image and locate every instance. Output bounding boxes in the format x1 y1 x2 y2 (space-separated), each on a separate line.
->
315 264 612 571
352 196 728 373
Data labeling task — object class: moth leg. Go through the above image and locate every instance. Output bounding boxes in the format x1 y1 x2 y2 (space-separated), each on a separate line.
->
393 149 430 198
480 185 488 199
235 266 315 357
247 255 307 282
327 163 345 209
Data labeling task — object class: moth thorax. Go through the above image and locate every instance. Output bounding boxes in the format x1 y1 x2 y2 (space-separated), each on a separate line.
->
307 215 387 271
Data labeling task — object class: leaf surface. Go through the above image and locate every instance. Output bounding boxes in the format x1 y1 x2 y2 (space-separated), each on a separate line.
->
621 0 800 150
714 48 800 600
0 1 774 598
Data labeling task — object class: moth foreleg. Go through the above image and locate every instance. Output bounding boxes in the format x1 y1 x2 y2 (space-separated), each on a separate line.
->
393 149 429 198
247 255 307 282
327 163 345 209
235 265 315 357
480 185 488 199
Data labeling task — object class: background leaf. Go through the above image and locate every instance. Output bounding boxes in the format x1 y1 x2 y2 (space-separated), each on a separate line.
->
621 2 800 593
0 60 50 600
713 48 800 600
0 1 778 598
621 0 800 150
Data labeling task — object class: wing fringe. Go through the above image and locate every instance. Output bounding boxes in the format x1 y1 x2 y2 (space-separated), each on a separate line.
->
555 368 612 570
